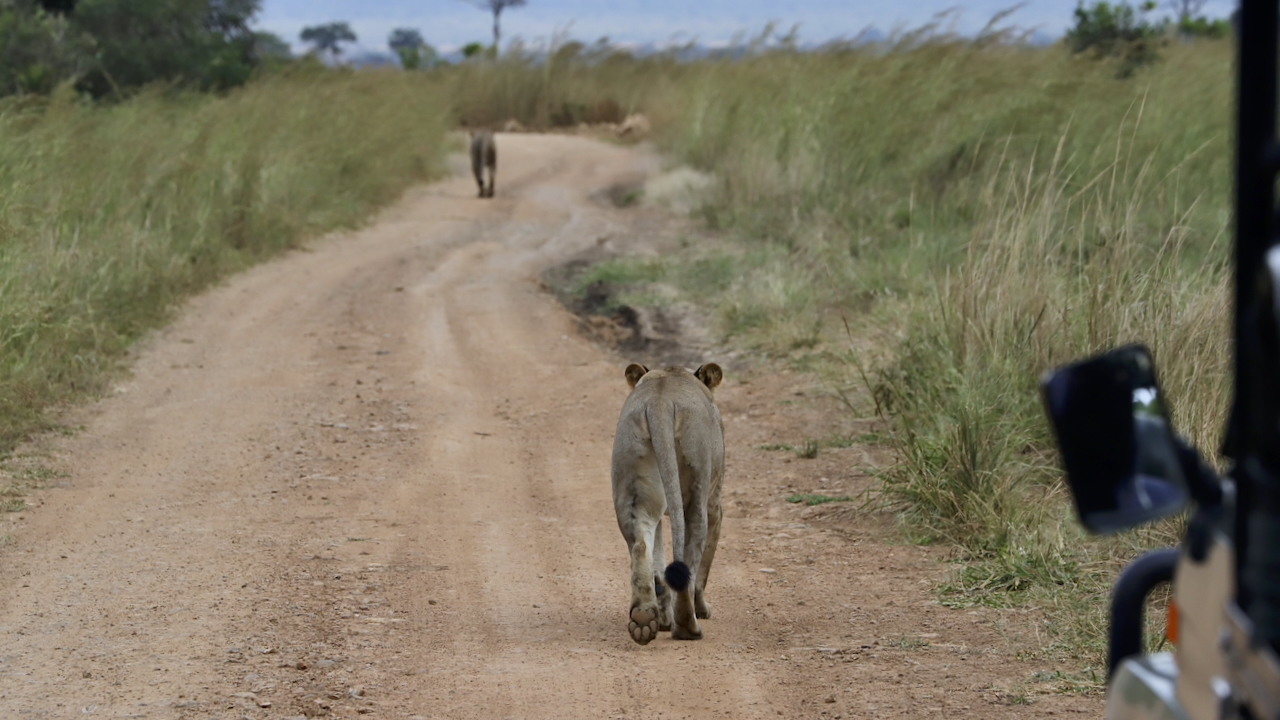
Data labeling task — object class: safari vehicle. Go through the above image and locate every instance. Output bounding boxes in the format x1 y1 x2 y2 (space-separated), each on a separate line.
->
1040 1 1280 718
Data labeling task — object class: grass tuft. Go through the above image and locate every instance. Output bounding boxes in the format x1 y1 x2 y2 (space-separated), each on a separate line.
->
786 492 854 506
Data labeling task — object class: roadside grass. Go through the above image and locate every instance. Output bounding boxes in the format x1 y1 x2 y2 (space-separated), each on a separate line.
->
0 67 450 459
441 39 697 130
759 437 825 458
884 635 931 650
786 492 855 506
509 34 1229 673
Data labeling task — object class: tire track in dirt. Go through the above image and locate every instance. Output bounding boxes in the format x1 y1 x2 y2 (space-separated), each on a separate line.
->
0 134 1103 719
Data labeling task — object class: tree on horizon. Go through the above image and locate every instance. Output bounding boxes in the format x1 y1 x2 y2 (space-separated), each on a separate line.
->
300 21 356 63
460 0 527 54
389 27 434 69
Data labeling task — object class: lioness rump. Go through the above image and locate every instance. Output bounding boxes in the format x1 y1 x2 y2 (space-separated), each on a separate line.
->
611 362 724 644
470 130 496 198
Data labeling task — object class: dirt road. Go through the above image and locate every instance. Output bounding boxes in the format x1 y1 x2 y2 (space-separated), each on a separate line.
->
0 135 1103 719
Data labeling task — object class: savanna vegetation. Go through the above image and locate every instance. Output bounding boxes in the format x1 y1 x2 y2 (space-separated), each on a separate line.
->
0 68 450 454
0 0 1235 683
451 24 1232 679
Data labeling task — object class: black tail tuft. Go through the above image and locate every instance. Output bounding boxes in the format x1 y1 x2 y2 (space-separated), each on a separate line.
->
664 561 691 592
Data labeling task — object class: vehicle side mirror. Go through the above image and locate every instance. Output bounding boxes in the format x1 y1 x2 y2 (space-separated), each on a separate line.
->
1041 344 1189 534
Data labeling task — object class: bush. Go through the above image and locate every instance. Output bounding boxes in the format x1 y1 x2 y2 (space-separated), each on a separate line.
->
1177 15 1231 38
0 0 269 99
1066 0 1166 76
0 0 92 95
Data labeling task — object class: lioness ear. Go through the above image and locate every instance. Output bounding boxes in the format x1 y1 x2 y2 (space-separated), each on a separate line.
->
624 363 649 388
695 362 723 390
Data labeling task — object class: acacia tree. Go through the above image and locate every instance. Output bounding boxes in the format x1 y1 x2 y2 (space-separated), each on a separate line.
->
388 27 430 69
461 0 526 53
300 21 356 62
1166 0 1206 20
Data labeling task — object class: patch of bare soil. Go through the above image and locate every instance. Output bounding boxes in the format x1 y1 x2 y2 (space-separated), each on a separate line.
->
0 134 1102 719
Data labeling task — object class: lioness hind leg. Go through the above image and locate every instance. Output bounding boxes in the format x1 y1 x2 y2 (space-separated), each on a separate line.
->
670 588 702 640
670 494 708 640
652 517 672 631
668 553 702 640
695 501 723 620
626 526 660 645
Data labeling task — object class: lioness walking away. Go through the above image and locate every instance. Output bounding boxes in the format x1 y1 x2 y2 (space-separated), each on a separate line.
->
611 363 725 644
470 130 496 198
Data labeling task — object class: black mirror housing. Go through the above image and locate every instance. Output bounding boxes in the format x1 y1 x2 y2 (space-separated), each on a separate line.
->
1042 344 1190 534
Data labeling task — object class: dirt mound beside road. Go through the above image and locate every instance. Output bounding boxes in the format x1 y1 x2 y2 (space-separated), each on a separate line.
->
0 134 1101 718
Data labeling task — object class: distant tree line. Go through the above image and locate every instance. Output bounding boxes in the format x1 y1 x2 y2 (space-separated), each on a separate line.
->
0 0 291 98
1067 0 1232 77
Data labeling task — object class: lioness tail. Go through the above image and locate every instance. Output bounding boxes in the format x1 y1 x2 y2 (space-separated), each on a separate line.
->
646 402 689 590
664 560 691 591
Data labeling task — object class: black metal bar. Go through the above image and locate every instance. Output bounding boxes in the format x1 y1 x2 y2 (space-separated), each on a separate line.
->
1227 0 1278 462
1227 0 1280 648
1107 548 1180 680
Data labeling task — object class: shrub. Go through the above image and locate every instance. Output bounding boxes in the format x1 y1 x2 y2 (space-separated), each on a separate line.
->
1066 0 1166 76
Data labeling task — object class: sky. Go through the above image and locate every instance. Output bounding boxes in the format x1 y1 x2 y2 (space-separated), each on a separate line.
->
254 0 1240 55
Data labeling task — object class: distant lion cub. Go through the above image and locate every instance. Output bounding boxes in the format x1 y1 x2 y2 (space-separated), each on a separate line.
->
611 362 725 644
469 130 496 198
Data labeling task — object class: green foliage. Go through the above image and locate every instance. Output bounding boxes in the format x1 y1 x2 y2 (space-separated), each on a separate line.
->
0 70 450 452
389 27 437 70
252 30 292 62
0 0 93 95
388 27 424 51
759 438 821 458
0 0 270 98
1176 15 1230 38
72 0 262 96
461 41 487 59
1065 0 1165 76
300 21 356 61
786 493 854 506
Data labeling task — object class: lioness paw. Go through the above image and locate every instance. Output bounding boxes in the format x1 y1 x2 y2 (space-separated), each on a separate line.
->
628 607 659 645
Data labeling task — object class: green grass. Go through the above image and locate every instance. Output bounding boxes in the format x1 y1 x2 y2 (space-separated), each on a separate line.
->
884 635 930 650
758 435 857 457
786 492 854 506
0 67 450 455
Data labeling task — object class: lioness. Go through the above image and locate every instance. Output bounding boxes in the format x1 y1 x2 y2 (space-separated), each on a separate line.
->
469 130 496 198
611 362 724 644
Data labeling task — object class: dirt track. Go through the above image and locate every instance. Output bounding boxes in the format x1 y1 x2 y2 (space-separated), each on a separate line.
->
0 135 1104 719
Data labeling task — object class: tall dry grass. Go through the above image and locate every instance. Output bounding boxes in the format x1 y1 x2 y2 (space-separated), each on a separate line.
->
0 67 450 453
443 41 690 128
522 35 1233 672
